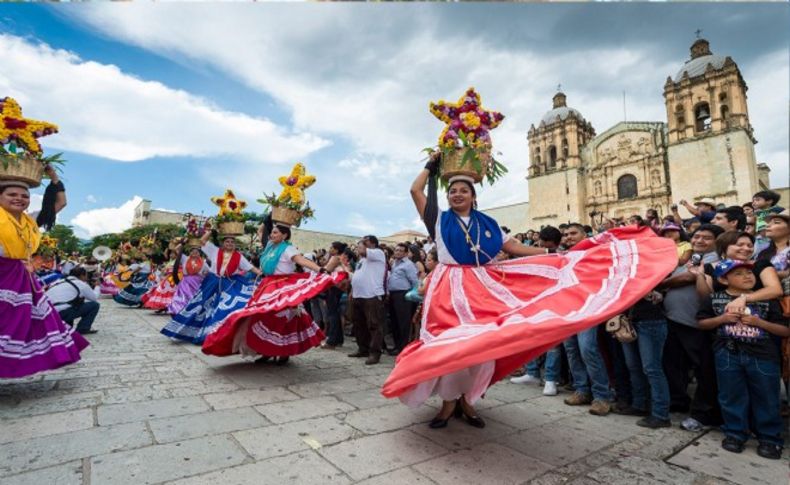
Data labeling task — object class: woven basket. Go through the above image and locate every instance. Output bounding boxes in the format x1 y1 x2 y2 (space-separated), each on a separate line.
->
187 237 203 249
0 152 44 188
218 221 245 237
440 148 489 184
272 206 301 227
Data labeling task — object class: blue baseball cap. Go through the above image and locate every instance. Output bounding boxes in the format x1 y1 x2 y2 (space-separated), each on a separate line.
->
714 259 754 279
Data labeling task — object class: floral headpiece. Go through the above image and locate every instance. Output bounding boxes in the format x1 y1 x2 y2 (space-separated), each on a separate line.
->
430 87 504 150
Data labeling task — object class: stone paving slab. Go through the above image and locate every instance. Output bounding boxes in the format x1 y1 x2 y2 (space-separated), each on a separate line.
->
149 407 270 443
233 415 360 460
0 460 83 485
0 421 151 476
668 430 789 485
318 430 448 481
414 442 553 485
0 408 94 444
1 302 786 485
254 395 356 423
97 396 210 425
89 434 247 485
166 450 351 485
202 387 301 410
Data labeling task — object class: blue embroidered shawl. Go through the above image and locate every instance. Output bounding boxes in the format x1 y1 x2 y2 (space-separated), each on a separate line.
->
440 210 503 265
259 241 291 276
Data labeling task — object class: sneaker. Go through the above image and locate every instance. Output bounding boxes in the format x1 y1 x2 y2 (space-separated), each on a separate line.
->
636 416 671 429
721 436 745 454
589 399 611 416
680 417 705 432
542 381 558 396
756 442 782 460
564 391 593 406
510 374 541 385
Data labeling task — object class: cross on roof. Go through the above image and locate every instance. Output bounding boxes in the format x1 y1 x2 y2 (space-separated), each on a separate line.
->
557 83 562 92
695 29 703 39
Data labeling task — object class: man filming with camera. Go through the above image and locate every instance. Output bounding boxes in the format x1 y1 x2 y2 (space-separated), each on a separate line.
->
45 267 101 335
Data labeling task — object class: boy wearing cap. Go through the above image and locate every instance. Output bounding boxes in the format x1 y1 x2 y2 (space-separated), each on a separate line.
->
697 259 789 460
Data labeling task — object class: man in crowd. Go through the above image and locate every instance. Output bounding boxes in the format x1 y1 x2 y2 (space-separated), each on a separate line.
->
680 197 717 224
349 235 387 365
659 223 724 431
712 206 747 233
387 242 419 355
45 267 100 335
561 223 614 415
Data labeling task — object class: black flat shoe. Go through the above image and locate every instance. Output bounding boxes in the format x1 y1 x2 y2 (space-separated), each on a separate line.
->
255 356 271 364
463 414 486 428
428 416 450 429
275 356 290 366
78 329 98 335
756 443 782 460
721 436 745 454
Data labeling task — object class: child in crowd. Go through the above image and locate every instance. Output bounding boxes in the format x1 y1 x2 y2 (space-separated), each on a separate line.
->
697 259 789 460
753 190 784 255
659 223 691 266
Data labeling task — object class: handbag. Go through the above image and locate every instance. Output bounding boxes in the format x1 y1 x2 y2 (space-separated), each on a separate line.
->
605 314 637 343
405 284 423 303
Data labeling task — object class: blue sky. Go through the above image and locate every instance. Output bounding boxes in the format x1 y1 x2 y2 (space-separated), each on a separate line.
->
1 3 788 239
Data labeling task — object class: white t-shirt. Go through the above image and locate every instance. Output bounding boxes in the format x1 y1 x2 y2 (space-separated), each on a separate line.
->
435 211 510 265
351 247 387 298
46 276 98 312
272 245 300 275
202 241 254 276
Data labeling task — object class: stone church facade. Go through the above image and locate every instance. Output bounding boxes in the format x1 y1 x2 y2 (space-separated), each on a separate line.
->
523 38 772 229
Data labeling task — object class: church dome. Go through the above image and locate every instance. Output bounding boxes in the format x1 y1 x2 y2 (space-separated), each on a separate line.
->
540 91 586 126
541 106 585 125
674 54 728 82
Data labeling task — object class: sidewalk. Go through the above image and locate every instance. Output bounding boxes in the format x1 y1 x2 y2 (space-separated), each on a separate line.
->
1 301 786 484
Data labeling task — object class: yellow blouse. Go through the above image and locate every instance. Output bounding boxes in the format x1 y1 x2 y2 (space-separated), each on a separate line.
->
0 207 41 260
676 241 692 259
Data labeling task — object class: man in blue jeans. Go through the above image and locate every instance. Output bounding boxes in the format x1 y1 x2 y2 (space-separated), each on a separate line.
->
560 224 613 416
45 267 100 335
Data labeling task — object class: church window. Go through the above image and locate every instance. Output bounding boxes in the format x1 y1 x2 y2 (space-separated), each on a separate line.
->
548 145 557 169
650 169 661 187
694 102 711 133
562 138 569 159
617 174 638 200
719 92 727 102
594 180 602 196
720 105 729 120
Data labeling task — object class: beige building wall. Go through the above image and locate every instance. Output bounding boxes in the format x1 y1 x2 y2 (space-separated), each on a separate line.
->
667 130 759 208
527 168 585 228
481 202 530 232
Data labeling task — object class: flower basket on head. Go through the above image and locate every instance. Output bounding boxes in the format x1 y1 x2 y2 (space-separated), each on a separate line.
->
0 97 62 188
257 163 317 228
427 87 507 187
210 190 248 237
187 237 203 249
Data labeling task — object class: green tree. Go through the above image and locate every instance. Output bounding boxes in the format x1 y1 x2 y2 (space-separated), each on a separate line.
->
47 224 81 254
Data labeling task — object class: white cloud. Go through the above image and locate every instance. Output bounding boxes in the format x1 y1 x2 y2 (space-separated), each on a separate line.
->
28 194 43 215
70 195 143 238
68 6 788 218
85 194 97 203
0 34 330 164
346 212 377 234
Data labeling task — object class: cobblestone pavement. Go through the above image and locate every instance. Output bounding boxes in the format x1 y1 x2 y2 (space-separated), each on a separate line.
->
1 301 786 484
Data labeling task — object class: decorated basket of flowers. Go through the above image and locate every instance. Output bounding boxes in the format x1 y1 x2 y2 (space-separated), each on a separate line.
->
428 87 507 185
257 163 316 227
0 97 64 188
182 214 206 248
211 190 247 236
36 234 59 258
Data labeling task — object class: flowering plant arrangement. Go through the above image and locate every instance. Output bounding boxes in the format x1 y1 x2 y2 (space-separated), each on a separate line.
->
257 163 317 226
211 189 247 224
0 97 64 179
36 234 59 257
183 214 207 237
427 87 508 185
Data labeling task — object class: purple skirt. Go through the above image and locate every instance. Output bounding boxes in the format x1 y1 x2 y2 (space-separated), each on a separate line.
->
0 257 89 379
167 274 204 316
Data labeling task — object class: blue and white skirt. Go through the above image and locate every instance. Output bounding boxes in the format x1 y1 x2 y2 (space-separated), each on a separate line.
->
114 273 155 306
160 273 256 344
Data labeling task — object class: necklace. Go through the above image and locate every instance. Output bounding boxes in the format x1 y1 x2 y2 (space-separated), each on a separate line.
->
455 213 482 266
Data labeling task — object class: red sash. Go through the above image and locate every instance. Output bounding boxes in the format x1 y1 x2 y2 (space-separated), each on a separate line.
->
216 250 241 277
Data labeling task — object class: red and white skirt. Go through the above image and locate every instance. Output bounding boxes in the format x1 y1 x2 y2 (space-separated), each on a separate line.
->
381 226 678 407
202 272 347 358
142 276 177 310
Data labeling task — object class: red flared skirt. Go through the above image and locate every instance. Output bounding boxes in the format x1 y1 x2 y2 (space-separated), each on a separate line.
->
141 277 177 310
202 272 346 357
381 226 678 403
